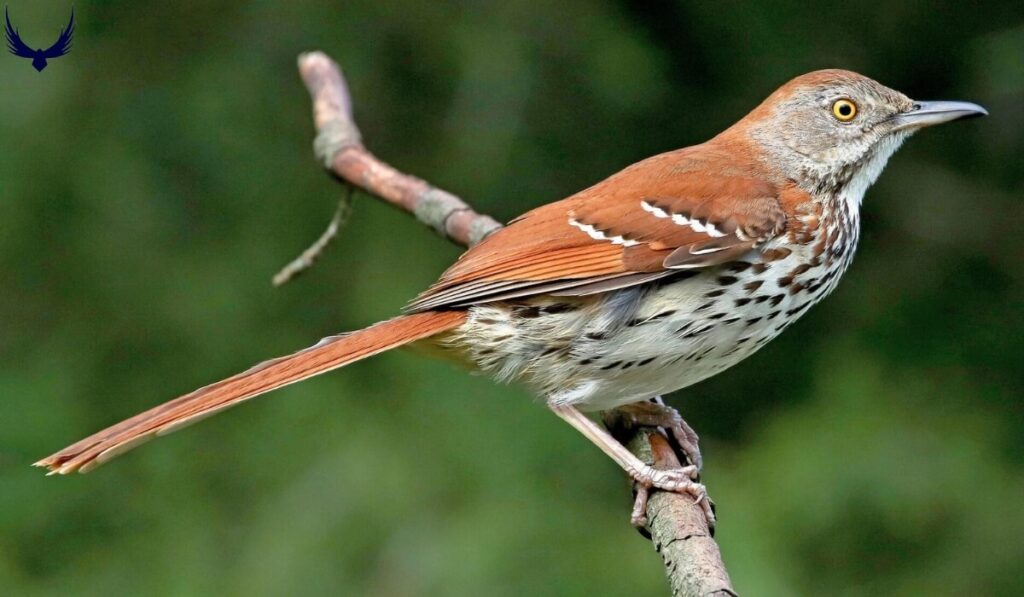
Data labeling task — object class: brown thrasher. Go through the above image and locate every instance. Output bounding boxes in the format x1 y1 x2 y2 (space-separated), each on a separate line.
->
36 70 985 525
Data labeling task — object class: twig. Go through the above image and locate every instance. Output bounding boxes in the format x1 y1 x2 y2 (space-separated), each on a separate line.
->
272 187 353 286
293 50 735 596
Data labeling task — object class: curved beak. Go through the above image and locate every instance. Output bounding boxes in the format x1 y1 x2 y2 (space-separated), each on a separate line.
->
892 100 988 131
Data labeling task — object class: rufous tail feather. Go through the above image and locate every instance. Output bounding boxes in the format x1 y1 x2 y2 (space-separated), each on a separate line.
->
35 311 467 475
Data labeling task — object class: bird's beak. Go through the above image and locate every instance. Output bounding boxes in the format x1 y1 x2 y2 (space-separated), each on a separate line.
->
892 100 988 131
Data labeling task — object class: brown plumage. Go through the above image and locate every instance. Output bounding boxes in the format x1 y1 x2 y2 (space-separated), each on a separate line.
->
36 311 466 474
409 143 792 311
36 70 985 525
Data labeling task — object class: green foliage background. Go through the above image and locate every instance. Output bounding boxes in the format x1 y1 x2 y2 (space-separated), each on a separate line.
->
1 1 1022 595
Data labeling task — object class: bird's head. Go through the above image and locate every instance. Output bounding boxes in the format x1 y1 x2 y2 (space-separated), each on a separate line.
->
727 69 986 200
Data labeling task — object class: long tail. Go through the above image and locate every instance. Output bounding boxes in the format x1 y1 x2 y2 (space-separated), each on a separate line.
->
36 311 467 475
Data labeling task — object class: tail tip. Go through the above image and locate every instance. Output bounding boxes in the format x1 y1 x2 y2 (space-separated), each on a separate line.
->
33 455 79 475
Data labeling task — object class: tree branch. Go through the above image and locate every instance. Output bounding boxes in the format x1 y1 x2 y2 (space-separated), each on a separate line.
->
292 50 736 596
622 430 736 596
299 52 502 248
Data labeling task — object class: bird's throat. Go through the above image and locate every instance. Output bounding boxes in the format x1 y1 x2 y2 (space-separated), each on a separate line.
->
840 132 909 209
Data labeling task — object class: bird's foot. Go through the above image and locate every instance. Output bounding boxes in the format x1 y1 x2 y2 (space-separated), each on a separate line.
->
616 399 703 471
550 403 714 530
627 463 715 528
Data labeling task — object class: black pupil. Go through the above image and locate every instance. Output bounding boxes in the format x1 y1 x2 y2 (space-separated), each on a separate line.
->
839 103 851 116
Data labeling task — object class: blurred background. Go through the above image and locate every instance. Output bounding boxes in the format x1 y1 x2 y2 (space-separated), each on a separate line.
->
1 1 1022 595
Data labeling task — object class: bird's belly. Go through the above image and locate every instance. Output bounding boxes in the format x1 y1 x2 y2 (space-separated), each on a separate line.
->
548 267 828 409
452 235 854 411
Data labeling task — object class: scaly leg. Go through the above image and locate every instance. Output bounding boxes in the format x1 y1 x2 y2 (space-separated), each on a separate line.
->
549 404 715 527
615 397 703 471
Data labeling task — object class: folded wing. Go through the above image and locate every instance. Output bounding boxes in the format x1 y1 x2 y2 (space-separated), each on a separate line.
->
407 145 793 311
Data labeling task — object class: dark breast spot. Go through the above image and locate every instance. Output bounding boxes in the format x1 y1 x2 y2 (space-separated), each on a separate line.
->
628 310 678 326
744 280 764 293
786 303 812 317
517 307 541 319
541 303 577 315
763 248 793 261
682 324 713 339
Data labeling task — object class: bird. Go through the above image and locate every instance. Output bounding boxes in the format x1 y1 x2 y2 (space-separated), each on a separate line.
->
35 70 986 525
5 6 74 72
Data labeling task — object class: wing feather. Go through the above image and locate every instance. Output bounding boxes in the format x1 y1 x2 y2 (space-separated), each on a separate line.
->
408 144 798 311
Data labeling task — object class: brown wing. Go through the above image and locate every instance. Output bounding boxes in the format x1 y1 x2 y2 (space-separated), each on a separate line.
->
407 145 795 312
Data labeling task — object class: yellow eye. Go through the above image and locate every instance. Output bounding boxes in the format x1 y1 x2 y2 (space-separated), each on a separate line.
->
832 99 857 121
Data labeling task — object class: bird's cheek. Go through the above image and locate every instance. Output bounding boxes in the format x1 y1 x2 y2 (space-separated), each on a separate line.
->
782 135 818 158
808 147 839 163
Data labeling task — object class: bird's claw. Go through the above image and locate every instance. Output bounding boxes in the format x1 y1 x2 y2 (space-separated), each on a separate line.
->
647 463 700 489
630 485 651 527
616 400 703 471
629 464 716 530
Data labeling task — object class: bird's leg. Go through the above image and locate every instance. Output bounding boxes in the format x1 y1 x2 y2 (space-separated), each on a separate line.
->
614 397 703 471
549 404 715 528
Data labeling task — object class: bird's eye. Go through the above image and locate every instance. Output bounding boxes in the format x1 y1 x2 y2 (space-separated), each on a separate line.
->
831 99 857 122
